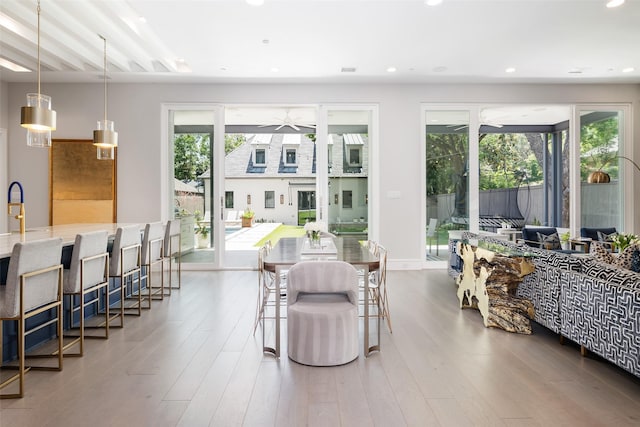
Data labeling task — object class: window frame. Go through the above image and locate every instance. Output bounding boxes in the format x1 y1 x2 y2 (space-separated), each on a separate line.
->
225 191 234 209
265 190 275 209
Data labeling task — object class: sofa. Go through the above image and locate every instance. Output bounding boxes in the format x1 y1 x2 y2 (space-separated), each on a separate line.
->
450 231 640 378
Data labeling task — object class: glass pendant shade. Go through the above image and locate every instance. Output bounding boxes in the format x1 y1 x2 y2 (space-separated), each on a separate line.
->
94 119 118 160
21 93 56 147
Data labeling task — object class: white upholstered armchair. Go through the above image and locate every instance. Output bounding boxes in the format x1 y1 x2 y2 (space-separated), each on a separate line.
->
286 260 359 366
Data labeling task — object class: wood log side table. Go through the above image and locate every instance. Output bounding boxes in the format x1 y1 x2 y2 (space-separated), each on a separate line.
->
455 242 536 334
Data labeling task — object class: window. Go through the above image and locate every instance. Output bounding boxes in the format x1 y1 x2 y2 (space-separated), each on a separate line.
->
265 191 275 208
342 190 353 209
349 148 361 165
225 191 234 209
285 148 297 165
255 148 266 165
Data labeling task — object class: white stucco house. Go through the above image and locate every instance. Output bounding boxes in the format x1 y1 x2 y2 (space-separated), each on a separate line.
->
200 132 369 234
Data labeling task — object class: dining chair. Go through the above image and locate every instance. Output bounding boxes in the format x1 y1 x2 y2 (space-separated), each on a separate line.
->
426 218 438 255
108 225 142 321
62 230 110 357
141 222 165 303
287 260 359 366
253 241 286 335
163 219 181 292
370 244 391 333
0 237 64 398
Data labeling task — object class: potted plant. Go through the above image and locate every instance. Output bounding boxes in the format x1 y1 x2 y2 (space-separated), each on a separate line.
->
610 232 639 252
194 223 209 248
241 208 255 227
304 221 322 245
560 231 571 250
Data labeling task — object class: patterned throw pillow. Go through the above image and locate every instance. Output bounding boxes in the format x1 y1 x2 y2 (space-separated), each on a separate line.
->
631 249 640 273
597 230 617 242
616 244 640 270
590 241 616 264
537 232 560 250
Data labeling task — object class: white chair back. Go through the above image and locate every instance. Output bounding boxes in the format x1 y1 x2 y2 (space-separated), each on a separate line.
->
287 260 358 306
1 237 63 318
64 230 108 293
141 222 164 265
163 219 181 256
110 225 141 276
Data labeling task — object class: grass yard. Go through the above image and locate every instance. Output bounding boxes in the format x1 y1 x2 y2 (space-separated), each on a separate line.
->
255 224 306 247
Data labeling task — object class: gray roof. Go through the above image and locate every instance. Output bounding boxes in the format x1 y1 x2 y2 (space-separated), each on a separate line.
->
174 178 200 193
225 134 316 177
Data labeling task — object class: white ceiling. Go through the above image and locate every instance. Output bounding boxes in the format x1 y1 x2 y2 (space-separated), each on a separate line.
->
1 0 639 85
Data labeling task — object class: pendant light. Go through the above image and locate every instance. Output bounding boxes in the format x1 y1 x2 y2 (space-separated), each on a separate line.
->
93 35 118 160
20 0 56 147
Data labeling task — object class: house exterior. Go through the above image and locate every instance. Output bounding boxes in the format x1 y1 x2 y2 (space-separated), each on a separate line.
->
201 133 369 234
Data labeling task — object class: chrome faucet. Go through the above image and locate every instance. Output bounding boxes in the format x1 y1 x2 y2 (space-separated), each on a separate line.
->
8 181 26 235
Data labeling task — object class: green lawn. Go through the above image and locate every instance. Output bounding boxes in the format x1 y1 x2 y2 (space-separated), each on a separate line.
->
255 225 306 247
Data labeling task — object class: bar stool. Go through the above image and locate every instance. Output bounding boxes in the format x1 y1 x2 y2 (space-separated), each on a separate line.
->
62 231 109 356
108 225 142 321
163 219 181 291
141 222 165 302
0 238 64 399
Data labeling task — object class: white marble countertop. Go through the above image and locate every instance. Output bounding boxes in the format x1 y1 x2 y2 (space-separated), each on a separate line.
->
1 223 140 259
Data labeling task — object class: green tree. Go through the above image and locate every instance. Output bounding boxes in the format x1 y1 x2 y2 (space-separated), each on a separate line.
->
174 133 210 182
225 134 246 154
579 116 619 180
426 132 469 219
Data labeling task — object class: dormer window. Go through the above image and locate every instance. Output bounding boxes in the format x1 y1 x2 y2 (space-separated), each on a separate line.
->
343 133 364 171
282 134 301 167
285 148 297 165
251 134 272 167
255 148 266 165
348 147 361 166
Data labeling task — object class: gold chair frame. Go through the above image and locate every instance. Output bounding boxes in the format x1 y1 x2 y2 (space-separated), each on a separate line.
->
63 252 110 356
1 264 64 399
145 236 165 302
164 221 181 291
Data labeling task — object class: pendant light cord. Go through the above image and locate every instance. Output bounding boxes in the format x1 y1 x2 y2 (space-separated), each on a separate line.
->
37 0 41 97
100 35 108 122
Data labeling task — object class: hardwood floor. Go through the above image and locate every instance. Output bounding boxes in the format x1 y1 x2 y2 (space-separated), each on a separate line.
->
1 269 639 426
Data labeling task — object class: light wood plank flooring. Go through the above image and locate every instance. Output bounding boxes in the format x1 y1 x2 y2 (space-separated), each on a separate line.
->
1 269 639 426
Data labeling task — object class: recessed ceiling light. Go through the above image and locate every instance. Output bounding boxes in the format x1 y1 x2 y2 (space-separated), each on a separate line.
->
271 67 279 72
433 66 447 73
606 0 624 8
246 0 265 6
387 66 397 73
0 57 31 72
425 0 443 6
175 59 191 73
622 67 635 73
505 67 516 73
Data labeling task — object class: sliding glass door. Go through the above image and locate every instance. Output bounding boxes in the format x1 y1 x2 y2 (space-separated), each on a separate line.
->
423 108 475 264
320 108 373 240
164 106 222 268
573 105 632 234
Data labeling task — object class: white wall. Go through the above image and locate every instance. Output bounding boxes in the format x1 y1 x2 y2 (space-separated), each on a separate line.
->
1 81 8 233
5 82 640 266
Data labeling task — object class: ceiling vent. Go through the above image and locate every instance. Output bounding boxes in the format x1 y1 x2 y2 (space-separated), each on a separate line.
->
341 67 356 73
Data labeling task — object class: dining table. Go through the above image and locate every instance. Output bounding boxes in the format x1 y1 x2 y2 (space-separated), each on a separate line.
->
262 236 381 358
